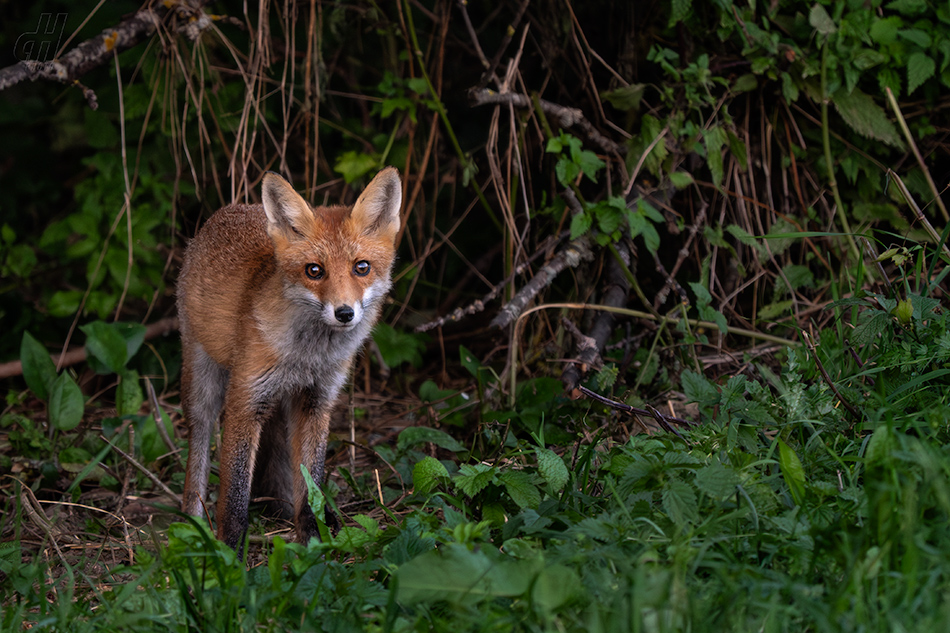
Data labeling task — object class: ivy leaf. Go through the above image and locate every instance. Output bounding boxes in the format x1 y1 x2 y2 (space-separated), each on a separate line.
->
831 88 903 148
907 52 936 94
536 447 569 492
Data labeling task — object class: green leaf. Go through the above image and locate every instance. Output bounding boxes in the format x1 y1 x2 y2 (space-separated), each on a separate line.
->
536 447 569 492
397 426 466 453
48 373 84 431
575 149 605 183
681 369 720 406
907 52 936 95
668 170 694 189
532 564 580 614
412 456 449 495
20 332 57 402
695 462 740 500
373 323 428 368
396 543 536 606
662 478 698 523
459 345 482 378
601 84 645 111
570 211 593 239
555 157 580 186
499 470 541 509
870 17 901 44
831 88 903 148
333 151 378 184
703 126 726 188
668 0 691 26
116 369 142 417
851 311 891 345
454 463 496 497
777 440 806 505
809 4 837 36
80 321 129 374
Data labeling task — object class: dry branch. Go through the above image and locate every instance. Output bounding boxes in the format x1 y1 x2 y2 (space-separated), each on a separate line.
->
469 88 625 156
0 0 215 97
0 316 179 380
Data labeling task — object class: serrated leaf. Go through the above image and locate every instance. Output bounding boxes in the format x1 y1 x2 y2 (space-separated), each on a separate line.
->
570 211 593 239
499 470 541 509
20 332 57 402
49 373 84 431
695 462 740 500
668 0 691 26
454 463 496 496
777 440 806 505
398 426 466 453
681 369 720 406
831 88 903 149
809 4 837 35
536 448 569 492
413 456 449 495
601 84 645 111
662 478 698 523
908 52 936 95
851 311 891 345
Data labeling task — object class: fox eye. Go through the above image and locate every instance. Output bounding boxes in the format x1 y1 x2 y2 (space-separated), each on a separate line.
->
305 263 324 280
353 260 371 277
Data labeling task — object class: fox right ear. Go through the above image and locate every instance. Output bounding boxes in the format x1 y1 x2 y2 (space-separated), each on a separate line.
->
262 172 312 240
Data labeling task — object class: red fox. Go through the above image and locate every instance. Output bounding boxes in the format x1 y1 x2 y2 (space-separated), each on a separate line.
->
177 168 401 551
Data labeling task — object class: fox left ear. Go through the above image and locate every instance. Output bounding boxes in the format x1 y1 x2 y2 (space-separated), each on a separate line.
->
352 167 402 239
262 172 313 241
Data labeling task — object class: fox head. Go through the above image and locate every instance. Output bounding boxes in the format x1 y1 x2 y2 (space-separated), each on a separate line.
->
261 168 402 330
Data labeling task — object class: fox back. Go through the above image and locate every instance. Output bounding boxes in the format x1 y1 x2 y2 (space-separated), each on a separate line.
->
178 168 401 551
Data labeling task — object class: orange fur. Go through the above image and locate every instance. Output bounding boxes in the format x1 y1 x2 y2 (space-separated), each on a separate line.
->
178 168 401 552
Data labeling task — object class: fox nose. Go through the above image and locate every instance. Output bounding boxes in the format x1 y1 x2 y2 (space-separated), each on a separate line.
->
335 305 355 324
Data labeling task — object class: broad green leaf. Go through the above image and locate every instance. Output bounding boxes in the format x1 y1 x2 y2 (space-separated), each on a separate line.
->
777 439 806 505
809 4 837 35
412 456 449 495
831 88 903 148
20 332 57 402
334 150 378 184
870 16 901 44
601 84 645 111
851 311 891 345
499 470 541 509
396 543 536 605
454 463 496 497
397 426 466 453
907 52 936 95
81 321 129 374
532 564 579 614
459 345 481 378
536 447 569 492
48 373 84 431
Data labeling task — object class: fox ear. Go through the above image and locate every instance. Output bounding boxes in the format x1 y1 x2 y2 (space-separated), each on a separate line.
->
262 172 312 240
351 167 402 239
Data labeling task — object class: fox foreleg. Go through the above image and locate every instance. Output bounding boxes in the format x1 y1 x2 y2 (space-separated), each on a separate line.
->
291 388 333 545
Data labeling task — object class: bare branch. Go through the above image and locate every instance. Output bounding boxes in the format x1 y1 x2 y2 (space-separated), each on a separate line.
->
0 0 216 96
